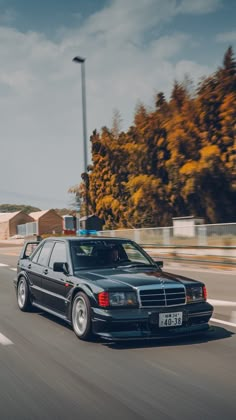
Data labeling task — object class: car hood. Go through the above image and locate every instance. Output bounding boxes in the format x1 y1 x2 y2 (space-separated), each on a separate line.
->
75 267 198 290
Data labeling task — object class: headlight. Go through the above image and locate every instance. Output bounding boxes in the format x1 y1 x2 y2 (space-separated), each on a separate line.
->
98 291 137 307
109 292 137 306
186 286 207 303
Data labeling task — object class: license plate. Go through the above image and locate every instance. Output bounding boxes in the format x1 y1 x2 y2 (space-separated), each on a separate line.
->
159 312 183 328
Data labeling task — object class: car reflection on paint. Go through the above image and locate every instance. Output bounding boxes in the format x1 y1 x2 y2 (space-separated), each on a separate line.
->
14 237 214 341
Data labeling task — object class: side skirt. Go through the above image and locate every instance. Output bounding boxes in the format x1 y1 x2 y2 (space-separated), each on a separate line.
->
32 302 71 324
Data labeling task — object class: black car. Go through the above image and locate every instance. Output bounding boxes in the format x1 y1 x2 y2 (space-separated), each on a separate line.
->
14 237 213 341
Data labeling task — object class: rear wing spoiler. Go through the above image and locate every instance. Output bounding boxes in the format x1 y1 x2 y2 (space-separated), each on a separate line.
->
19 241 41 260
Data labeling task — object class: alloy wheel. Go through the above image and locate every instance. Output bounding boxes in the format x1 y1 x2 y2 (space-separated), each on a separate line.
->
72 296 88 336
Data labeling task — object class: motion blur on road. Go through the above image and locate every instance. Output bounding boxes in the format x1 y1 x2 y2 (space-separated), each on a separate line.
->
0 244 235 420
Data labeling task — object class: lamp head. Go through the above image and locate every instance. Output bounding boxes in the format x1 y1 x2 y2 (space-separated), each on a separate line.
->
73 56 85 63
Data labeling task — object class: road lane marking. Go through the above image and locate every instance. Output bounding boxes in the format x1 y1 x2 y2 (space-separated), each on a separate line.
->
10 268 17 271
211 318 236 328
230 311 236 323
0 263 9 267
1 252 20 256
0 332 13 346
209 299 236 306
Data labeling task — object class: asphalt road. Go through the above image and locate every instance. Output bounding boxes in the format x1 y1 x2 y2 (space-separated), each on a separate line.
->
0 249 236 420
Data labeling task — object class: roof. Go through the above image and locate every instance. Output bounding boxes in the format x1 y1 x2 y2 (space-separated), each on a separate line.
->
80 214 102 221
29 209 61 220
79 215 94 221
42 236 130 242
0 211 21 222
172 216 196 220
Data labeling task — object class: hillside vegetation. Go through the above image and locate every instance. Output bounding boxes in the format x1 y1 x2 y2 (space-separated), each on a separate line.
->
0 204 41 214
0 205 75 217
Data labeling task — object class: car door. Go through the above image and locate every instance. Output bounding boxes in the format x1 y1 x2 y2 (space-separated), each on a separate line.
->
41 241 71 314
21 244 43 304
29 241 54 305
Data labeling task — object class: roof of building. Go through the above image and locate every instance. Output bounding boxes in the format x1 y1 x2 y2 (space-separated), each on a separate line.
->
29 209 62 220
172 216 203 220
29 210 50 220
80 214 101 221
0 211 22 222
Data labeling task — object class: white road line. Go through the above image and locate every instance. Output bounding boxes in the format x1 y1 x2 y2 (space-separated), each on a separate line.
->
211 318 236 328
0 332 13 346
10 268 17 271
209 299 236 306
230 311 236 323
0 263 9 267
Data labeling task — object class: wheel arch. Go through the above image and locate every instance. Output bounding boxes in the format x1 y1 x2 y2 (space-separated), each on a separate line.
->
16 274 32 311
67 285 97 321
17 272 29 287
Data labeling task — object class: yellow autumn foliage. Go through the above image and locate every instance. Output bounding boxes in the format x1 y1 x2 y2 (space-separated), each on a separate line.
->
69 47 236 227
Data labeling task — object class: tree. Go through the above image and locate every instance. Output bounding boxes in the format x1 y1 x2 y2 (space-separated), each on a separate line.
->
155 92 166 110
68 46 236 227
218 46 236 95
180 145 236 222
111 108 122 139
170 81 188 111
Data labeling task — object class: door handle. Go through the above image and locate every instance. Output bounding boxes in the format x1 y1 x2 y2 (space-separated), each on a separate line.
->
43 268 48 275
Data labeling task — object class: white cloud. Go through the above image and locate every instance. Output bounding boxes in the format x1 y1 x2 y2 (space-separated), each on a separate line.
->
150 33 190 59
216 30 236 43
177 0 222 14
0 0 215 208
175 60 211 81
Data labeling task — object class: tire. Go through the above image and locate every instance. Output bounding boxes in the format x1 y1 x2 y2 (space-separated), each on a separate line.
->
71 292 92 340
17 277 32 312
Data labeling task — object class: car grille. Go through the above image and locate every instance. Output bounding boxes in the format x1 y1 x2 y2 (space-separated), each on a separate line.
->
139 286 186 307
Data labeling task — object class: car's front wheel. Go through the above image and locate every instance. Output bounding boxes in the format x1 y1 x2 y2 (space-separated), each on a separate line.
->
17 277 32 311
72 292 92 340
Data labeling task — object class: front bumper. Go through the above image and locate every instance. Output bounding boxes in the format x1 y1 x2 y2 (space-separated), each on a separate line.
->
92 302 213 340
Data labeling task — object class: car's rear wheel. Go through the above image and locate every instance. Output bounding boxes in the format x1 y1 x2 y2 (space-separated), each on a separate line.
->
17 277 31 311
72 292 92 340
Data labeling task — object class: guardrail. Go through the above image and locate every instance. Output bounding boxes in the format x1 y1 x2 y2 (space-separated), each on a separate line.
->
97 223 236 247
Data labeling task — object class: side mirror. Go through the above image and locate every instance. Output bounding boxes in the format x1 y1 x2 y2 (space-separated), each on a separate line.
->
153 260 163 269
53 262 69 274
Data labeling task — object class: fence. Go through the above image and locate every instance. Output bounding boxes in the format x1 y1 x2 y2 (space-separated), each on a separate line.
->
97 223 236 247
16 221 236 247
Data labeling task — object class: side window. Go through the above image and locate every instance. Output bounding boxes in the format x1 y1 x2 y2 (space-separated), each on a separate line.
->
123 243 147 263
24 243 39 259
37 242 54 267
31 246 43 263
49 242 67 269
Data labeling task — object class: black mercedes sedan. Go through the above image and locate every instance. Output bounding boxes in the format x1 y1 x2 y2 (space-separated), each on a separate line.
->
14 237 213 341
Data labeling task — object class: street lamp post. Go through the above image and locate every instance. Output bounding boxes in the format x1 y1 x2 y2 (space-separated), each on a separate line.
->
73 56 89 234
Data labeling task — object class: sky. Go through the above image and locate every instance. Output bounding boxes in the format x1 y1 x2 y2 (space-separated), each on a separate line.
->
0 0 235 209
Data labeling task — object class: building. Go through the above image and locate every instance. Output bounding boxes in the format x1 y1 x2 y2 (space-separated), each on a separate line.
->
62 214 76 235
29 209 63 236
0 211 34 240
79 215 104 232
172 216 205 238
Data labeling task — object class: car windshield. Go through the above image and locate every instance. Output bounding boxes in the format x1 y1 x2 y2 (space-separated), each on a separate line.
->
70 239 156 271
